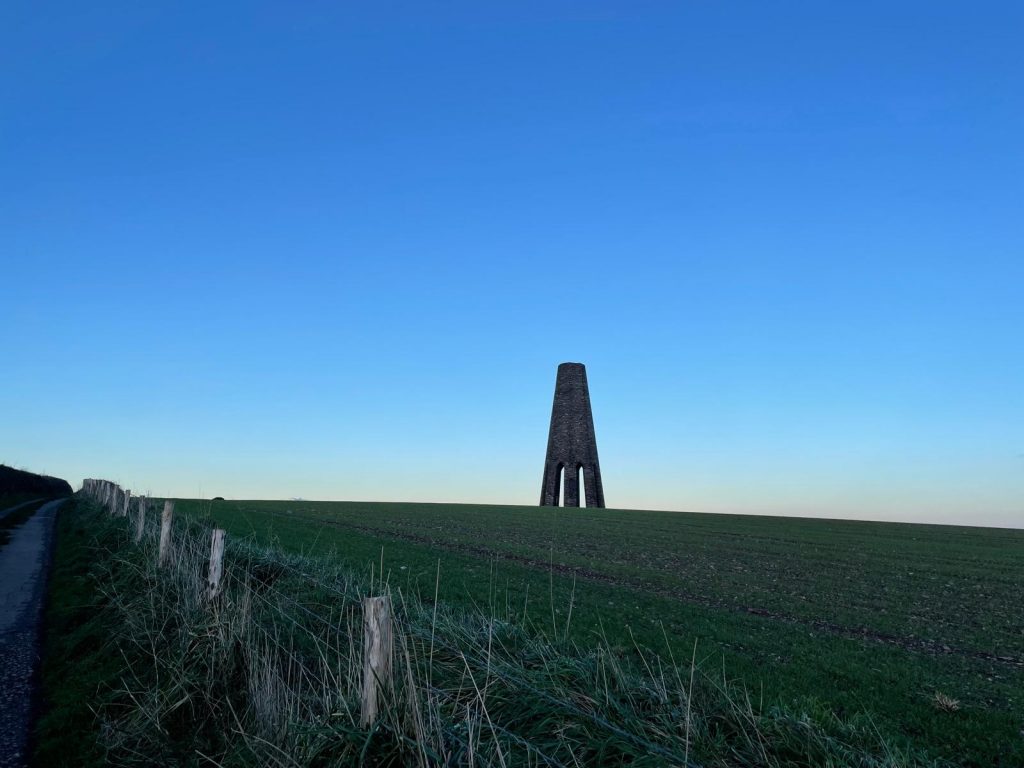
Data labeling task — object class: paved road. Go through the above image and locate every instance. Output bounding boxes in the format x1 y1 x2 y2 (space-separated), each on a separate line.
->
0 498 62 768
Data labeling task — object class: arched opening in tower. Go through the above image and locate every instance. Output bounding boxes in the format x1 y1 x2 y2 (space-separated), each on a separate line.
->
578 463 587 508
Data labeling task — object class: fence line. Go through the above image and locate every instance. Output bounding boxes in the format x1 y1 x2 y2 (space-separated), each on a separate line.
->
77 478 702 768
221 536 697 766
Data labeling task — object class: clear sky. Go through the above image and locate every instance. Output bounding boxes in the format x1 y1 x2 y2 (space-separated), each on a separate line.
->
2 3 1021 527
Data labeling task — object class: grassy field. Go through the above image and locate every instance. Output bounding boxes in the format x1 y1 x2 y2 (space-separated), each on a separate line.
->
162 498 1024 765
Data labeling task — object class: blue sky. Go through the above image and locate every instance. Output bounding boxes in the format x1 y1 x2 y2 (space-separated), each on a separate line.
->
2 2 1021 527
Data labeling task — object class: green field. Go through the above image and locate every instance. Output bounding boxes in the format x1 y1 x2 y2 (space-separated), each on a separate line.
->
169 498 1024 765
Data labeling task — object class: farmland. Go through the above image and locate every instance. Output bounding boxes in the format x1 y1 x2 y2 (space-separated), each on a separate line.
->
35 495 1024 766
156 498 1024 765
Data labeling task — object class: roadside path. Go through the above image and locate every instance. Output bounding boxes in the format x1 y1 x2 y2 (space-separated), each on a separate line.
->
0 498 63 768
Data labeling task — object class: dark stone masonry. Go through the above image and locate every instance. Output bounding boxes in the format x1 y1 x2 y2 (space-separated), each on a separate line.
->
539 362 605 508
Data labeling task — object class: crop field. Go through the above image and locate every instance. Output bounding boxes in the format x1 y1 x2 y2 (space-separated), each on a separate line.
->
161 498 1024 765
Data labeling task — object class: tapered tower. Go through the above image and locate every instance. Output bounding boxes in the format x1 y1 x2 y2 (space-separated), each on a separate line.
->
540 362 605 507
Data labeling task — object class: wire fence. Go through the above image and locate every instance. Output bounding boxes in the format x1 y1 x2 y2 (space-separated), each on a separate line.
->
80 478 705 768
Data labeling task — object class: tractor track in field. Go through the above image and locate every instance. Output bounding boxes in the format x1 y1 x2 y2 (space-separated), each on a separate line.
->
273 509 1024 670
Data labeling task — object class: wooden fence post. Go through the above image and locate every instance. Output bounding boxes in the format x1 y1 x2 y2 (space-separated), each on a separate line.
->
158 501 174 567
207 529 226 600
134 496 146 543
360 595 393 727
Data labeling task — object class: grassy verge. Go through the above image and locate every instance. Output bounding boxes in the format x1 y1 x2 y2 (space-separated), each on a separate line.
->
33 497 120 767
0 497 48 548
35 497 955 766
0 494 43 513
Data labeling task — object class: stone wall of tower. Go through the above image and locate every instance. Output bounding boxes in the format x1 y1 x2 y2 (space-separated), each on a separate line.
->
540 362 605 508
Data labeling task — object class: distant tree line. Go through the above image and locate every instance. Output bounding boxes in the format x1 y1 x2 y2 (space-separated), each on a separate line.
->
0 464 72 502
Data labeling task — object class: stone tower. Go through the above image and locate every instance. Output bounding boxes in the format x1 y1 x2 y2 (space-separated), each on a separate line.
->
540 362 605 507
